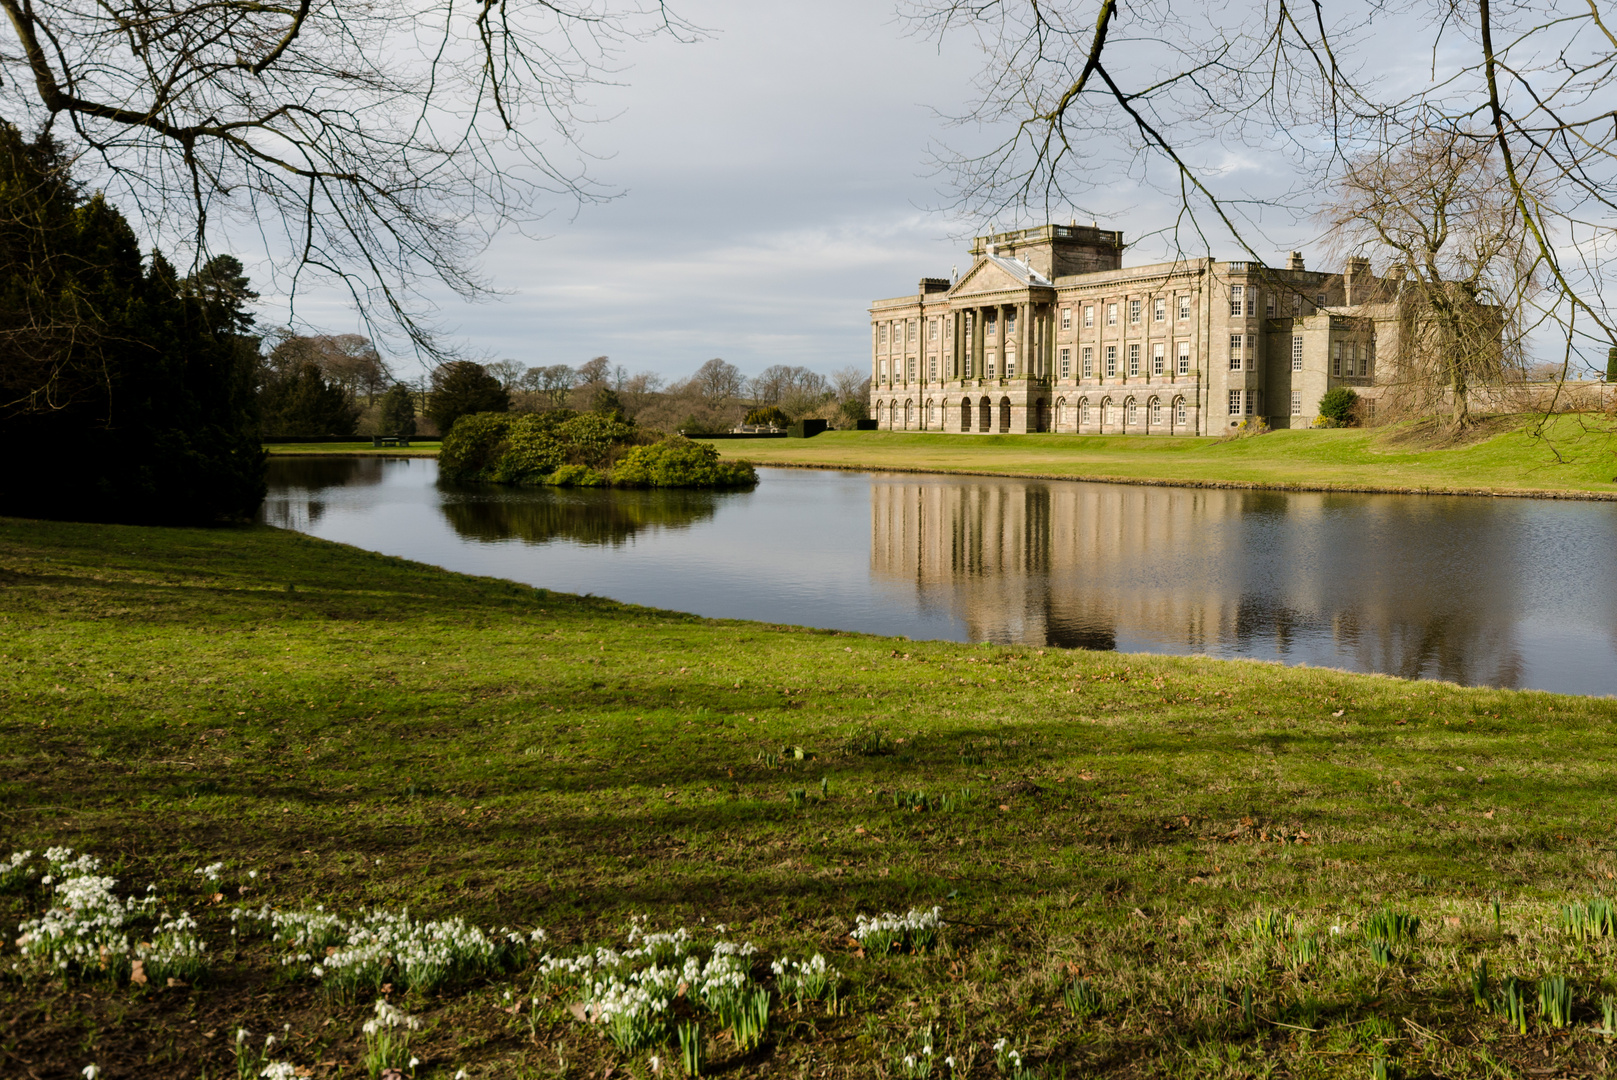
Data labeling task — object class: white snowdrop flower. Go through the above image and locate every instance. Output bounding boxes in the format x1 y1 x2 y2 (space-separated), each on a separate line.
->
904 1056 916 1070
1330 924 1343 935
945 1057 957 1070
455 1072 469 1079
41 875 52 885
237 1028 250 1045
249 870 259 880
82 1065 99 1079
650 1054 660 1073
409 1057 420 1068
992 1038 1008 1053
265 1034 277 1049
260 1064 297 1080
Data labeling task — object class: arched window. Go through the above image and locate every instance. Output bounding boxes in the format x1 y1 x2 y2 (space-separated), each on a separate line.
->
1150 397 1162 428
998 397 1011 433
1100 397 1113 431
978 396 992 432
1055 398 1066 429
1126 398 1138 427
961 398 973 432
1080 398 1090 428
1174 397 1187 426
926 399 936 427
904 400 913 427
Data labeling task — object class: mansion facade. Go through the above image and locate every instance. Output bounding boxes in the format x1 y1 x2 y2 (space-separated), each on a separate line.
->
869 224 1390 435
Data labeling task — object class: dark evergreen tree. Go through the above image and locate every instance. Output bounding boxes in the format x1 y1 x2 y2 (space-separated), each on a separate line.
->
258 362 360 437
378 384 417 437
428 361 509 434
0 124 265 523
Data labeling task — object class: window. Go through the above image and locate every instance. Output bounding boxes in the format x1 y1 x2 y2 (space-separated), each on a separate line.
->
1127 399 1138 425
929 357 937 382
1249 290 1260 316
1248 391 1260 415
1229 390 1242 415
1175 398 1186 424
1152 343 1165 376
1061 308 1072 330
928 319 938 341
1005 352 1016 377
1128 343 1140 376
1229 284 1244 317
1081 399 1090 425
1105 345 1117 377
1229 334 1244 370
1291 391 1302 414
1129 299 1142 324
1177 342 1190 375
964 354 973 378
987 353 997 377
907 357 915 383
879 360 888 384
1106 303 1118 327
1316 293 1326 308
986 312 997 337
1266 292 1276 317
1082 346 1094 378
1007 310 1016 334
927 401 936 425
1060 348 1071 379
879 324 887 344
1154 297 1166 323
910 319 918 341
1332 341 1341 376
1291 335 1303 371
1151 399 1163 425
1366 399 1377 421
1178 295 1191 320
1083 305 1094 328
1293 294 1303 315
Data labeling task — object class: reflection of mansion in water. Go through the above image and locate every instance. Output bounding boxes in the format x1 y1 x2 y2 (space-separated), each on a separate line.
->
869 223 1396 435
868 478 1525 686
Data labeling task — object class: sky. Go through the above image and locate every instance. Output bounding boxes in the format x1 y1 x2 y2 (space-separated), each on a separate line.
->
254 1 1586 384
267 0 1312 384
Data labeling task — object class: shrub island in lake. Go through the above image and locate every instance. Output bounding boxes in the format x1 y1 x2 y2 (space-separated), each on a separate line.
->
438 410 758 488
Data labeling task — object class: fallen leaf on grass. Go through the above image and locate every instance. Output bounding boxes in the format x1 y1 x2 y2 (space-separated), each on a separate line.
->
130 959 147 985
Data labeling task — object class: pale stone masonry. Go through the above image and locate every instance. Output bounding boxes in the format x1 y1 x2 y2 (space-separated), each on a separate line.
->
869 224 1394 434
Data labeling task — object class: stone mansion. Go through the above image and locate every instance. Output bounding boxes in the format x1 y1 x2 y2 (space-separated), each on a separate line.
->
869 224 1393 435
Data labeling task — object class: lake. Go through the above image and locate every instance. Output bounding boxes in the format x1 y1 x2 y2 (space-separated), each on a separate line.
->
264 456 1617 697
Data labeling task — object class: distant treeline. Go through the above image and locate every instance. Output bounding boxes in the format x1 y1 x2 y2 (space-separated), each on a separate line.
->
259 353 872 439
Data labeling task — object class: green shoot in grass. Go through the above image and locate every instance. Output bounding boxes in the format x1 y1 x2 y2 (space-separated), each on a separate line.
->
1601 995 1615 1038
1289 935 1321 970
1502 978 1530 1035
1557 897 1615 940
1470 959 1490 1010
1062 978 1101 1018
1363 909 1420 944
677 1020 704 1077
1368 940 1394 967
1538 974 1572 1029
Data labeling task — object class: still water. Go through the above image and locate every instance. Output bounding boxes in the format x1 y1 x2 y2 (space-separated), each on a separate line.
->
264 457 1617 697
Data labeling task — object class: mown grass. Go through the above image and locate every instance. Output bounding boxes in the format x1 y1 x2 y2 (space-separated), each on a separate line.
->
707 414 1617 497
1 517 1615 1078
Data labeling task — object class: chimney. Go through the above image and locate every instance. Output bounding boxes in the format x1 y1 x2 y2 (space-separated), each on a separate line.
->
1344 256 1372 305
1288 251 1305 271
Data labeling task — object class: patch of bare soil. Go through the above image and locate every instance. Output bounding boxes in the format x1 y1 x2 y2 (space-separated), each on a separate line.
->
1374 412 1522 451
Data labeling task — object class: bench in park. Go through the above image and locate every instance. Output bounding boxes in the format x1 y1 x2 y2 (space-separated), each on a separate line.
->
371 435 413 447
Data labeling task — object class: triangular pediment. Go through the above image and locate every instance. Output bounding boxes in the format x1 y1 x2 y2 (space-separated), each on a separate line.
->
952 259 1022 296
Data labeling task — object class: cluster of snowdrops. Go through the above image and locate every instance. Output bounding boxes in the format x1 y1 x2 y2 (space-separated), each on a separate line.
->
439 410 758 489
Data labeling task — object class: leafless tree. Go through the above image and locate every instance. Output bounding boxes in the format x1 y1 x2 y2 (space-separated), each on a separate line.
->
692 357 745 402
0 0 695 355
519 363 579 408
1321 127 1540 429
486 360 527 392
264 329 390 403
903 1 1617 386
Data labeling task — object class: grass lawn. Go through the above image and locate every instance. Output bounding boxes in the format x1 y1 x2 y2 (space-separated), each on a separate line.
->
2 517 1615 1078
265 441 442 457
706 415 1617 498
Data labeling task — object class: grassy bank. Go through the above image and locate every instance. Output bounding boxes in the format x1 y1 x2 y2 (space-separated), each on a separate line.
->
2 518 1615 1078
707 415 1617 498
266 440 442 457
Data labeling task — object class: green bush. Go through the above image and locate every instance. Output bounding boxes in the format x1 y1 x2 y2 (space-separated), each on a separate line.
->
546 463 606 487
744 406 789 428
1318 387 1359 426
556 413 637 467
612 437 758 488
378 385 417 437
438 413 516 483
492 424 565 484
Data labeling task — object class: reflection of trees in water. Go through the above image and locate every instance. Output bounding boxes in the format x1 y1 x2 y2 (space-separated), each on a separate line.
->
439 487 721 546
261 456 392 531
869 476 1538 687
266 456 389 492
